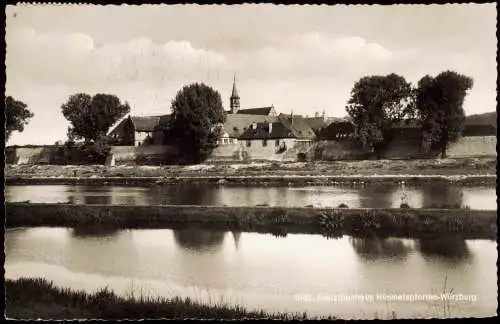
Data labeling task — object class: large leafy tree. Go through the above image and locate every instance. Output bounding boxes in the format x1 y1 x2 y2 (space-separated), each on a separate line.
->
61 93 130 143
169 83 226 164
5 96 34 142
345 74 414 156
415 71 473 158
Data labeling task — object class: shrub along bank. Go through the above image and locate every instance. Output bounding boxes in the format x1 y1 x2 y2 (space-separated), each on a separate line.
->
5 278 320 320
5 203 496 240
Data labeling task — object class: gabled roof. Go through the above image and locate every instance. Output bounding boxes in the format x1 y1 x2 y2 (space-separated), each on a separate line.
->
222 113 277 138
107 113 131 136
303 117 329 130
238 121 296 140
130 116 162 132
131 114 170 132
278 115 317 140
236 106 274 115
238 115 316 140
107 114 170 135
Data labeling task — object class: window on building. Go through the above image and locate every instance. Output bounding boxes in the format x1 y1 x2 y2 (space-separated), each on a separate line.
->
262 139 267 147
246 140 251 147
275 139 280 147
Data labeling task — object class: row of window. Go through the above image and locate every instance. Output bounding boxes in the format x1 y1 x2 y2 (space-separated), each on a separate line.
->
218 138 238 145
246 139 281 147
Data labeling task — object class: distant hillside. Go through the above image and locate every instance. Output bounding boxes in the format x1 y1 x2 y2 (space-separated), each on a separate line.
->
465 111 497 127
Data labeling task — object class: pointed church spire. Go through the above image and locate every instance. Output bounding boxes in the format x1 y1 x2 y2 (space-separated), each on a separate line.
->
230 74 240 114
231 74 239 98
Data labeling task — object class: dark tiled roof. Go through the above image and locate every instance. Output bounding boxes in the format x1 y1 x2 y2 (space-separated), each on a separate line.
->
108 114 170 135
278 115 317 140
131 115 170 132
236 107 274 115
222 114 277 138
303 117 328 130
238 115 316 140
238 121 296 140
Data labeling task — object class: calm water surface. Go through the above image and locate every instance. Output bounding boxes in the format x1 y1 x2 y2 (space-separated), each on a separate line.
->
5 227 497 319
5 183 497 210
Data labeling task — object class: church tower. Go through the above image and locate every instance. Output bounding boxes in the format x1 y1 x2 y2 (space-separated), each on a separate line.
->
230 75 240 114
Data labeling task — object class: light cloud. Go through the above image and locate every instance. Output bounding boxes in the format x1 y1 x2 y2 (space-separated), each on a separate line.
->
5 4 496 145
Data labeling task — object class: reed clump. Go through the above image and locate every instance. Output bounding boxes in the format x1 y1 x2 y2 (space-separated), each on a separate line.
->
316 208 496 239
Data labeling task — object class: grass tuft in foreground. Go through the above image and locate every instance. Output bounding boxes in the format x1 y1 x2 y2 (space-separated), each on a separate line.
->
5 278 334 320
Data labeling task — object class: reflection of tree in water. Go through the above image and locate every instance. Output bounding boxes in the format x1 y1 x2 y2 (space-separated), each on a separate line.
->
71 225 120 238
422 183 464 209
173 227 226 252
350 236 412 261
416 236 471 263
357 184 396 209
232 231 241 249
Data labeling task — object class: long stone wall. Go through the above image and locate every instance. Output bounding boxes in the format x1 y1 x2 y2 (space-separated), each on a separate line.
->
207 143 242 161
318 135 497 161
5 146 62 165
110 145 179 165
5 135 496 165
446 136 497 158
315 140 369 161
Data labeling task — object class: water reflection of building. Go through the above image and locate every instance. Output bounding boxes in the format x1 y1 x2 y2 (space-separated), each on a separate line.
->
421 183 464 209
216 187 290 207
65 185 159 205
173 227 226 252
357 185 396 209
350 237 412 261
416 236 471 263
150 184 218 205
66 186 112 205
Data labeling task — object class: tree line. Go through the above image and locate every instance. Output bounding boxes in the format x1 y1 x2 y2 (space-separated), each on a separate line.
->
346 70 473 158
5 84 225 165
5 69 472 163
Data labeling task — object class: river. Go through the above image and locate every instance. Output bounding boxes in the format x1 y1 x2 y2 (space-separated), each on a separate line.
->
4 183 497 209
4 227 497 319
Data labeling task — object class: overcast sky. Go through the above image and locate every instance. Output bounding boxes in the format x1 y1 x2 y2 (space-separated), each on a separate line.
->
5 3 497 145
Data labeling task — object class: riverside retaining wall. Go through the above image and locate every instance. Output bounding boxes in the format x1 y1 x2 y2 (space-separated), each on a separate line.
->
5 135 497 165
109 145 179 165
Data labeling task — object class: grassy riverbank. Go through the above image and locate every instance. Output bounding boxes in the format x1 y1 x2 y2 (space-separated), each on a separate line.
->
5 157 497 179
6 203 497 239
5 278 324 320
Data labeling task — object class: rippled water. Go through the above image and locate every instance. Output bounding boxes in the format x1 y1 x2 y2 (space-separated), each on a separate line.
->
5 227 497 319
5 183 497 210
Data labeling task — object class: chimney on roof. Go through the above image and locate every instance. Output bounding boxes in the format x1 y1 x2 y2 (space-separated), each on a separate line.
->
315 111 319 118
322 109 326 121
290 111 294 125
